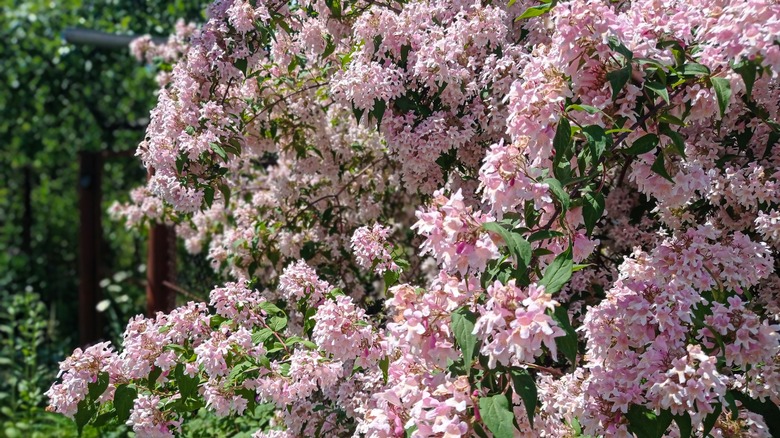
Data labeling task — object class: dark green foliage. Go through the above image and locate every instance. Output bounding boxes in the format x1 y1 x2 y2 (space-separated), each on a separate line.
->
0 0 204 435
0 0 204 344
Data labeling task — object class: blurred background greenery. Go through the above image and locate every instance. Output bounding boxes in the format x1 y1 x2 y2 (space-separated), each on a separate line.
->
0 1 254 436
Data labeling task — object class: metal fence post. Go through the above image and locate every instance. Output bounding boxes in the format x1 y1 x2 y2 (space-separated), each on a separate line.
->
78 151 102 346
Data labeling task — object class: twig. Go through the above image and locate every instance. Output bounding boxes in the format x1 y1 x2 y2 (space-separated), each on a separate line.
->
521 362 565 377
242 81 328 127
259 319 291 354
163 281 206 303
363 0 402 14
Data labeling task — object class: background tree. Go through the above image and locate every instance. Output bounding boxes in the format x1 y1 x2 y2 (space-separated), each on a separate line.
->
0 0 205 436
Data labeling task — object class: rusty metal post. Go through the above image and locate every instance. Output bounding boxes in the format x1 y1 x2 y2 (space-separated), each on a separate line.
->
145 169 176 316
146 224 176 315
78 151 102 346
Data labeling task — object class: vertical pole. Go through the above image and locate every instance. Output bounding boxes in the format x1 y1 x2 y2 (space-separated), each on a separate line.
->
78 151 102 346
146 170 176 316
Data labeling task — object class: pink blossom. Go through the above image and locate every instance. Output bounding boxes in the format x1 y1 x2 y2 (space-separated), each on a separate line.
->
351 224 400 274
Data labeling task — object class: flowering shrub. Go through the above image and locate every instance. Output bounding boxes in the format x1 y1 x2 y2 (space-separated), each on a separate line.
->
52 0 780 436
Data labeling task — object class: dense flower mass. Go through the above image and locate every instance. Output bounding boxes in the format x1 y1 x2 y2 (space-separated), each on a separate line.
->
50 0 780 436
351 224 400 274
475 281 564 369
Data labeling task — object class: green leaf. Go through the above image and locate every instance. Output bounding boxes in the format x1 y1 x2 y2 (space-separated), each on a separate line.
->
702 403 722 437
515 3 552 21
323 0 342 18
268 315 287 332
285 336 317 349
549 306 577 365
379 356 389 384
607 36 634 61
582 191 605 235
711 77 731 118
543 178 570 212
645 80 670 103
566 104 601 115
554 159 572 183
473 423 490 438
321 35 336 59
451 307 478 366
528 230 564 242
658 39 685 67
210 142 227 160
74 399 96 435
257 356 271 370
203 186 215 208
606 65 631 101
263 301 285 318
553 118 572 160
300 240 317 260
174 364 200 399
252 328 274 345
673 413 692 438
605 127 634 134
479 394 517 438
210 315 228 329
635 57 665 68
570 417 583 435
582 125 610 161
625 405 673 438
733 60 760 99
482 222 532 271
351 103 365 124
539 247 573 294
724 390 739 420
175 155 186 174
730 390 780 436
114 384 137 424
511 369 538 428
88 372 109 401
384 269 400 289
572 263 591 272
660 125 686 158
328 288 346 298
393 95 416 112
226 138 243 155
658 113 686 126
92 411 114 428
218 183 231 207
234 58 248 76
679 63 710 77
650 152 675 183
147 366 162 386
227 361 254 383
622 133 659 155
372 99 386 130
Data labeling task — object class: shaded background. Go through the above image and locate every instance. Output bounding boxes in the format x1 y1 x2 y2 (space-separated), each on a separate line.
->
0 1 260 436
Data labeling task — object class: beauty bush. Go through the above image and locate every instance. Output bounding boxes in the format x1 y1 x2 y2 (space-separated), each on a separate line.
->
48 0 780 436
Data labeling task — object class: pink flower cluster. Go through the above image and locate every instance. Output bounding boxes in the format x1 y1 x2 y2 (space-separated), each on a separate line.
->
52 0 780 435
277 260 331 305
45 342 116 417
128 394 181 438
412 189 498 275
350 224 399 274
312 295 382 365
479 140 552 219
475 281 564 369
209 281 267 327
